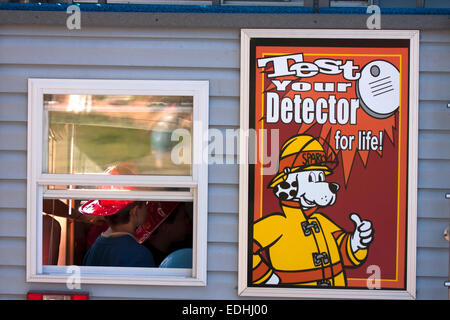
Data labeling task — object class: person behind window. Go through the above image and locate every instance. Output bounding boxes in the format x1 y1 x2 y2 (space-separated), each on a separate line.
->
80 200 155 268
142 202 193 266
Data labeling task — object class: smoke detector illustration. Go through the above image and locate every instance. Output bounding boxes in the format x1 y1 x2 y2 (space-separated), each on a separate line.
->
356 60 400 119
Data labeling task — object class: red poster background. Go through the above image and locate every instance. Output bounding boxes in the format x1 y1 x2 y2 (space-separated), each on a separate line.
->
251 45 409 289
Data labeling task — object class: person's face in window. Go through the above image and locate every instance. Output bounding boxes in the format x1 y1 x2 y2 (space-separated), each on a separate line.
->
171 206 192 243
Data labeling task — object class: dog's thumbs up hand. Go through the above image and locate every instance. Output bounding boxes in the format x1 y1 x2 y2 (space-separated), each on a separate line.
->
350 213 363 226
349 213 374 253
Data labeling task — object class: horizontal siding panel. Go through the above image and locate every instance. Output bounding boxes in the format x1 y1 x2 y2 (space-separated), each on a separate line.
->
1 90 447 131
208 213 238 244
0 267 27 295
0 27 445 44
0 66 239 97
0 151 26 180
3 101 447 133
0 229 238 270
0 208 236 242
0 93 240 127
417 189 450 219
0 238 25 266
417 248 449 277
0 176 240 213
1 124 447 163
3 260 449 299
418 101 450 131
419 42 450 72
418 159 450 189
206 127 239 156
420 30 450 43
90 272 241 300
0 178 445 217
0 180 26 209
3 110 448 161
3 209 445 257
0 36 239 69
0 209 25 238
2 68 447 101
418 131 450 160
86 272 240 300
0 93 27 122
0 26 240 41
417 218 450 249
208 243 237 272
0 294 26 300
0 240 238 271
419 72 450 101
208 184 238 214
416 277 449 300
0 212 240 261
0 122 26 151
9 218 446 270
209 164 238 185
0 266 81 296
124 188 450 222
200 160 450 189
0 146 241 176
0 267 242 299
209 96 239 127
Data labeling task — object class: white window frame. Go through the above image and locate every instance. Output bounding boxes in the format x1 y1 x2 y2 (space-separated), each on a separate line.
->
27 79 209 286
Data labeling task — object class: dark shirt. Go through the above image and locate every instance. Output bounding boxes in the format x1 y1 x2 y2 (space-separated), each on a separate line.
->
83 234 155 268
144 243 167 267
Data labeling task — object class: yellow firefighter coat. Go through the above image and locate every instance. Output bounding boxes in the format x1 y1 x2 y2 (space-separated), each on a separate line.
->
252 200 368 287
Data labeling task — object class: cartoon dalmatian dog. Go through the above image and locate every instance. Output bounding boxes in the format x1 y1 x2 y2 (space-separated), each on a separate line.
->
252 135 374 287
273 169 373 252
273 168 340 208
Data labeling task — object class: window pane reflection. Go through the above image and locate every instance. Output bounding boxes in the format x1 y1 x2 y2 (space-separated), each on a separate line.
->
44 94 192 175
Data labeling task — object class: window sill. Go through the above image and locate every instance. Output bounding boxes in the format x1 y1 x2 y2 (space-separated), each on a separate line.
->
27 265 206 286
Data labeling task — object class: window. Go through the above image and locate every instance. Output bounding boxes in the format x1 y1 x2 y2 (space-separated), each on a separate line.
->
27 79 209 286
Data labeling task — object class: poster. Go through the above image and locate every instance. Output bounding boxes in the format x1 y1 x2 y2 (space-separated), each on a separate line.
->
239 30 419 298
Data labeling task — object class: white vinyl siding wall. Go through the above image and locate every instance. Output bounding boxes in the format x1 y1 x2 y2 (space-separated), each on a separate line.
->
0 25 448 299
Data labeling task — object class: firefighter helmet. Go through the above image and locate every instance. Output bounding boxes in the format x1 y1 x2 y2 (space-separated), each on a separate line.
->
77 164 180 243
134 201 180 244
268 134 337 188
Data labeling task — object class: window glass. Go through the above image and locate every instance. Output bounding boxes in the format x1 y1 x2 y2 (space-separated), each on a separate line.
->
42 198 193 269
44 94 192 176
46 185 190 192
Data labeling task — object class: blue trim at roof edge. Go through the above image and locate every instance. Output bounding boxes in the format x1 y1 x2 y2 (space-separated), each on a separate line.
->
0 3 449 15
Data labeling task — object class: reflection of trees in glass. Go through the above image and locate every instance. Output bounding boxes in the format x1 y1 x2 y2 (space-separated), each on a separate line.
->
90 95 193 106
46 94 192 175
75 125 150 169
